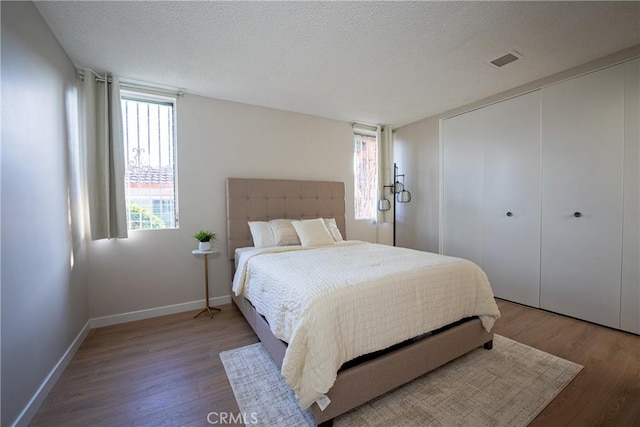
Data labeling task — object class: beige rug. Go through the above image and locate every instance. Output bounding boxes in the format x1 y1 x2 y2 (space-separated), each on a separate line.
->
220 335 582 426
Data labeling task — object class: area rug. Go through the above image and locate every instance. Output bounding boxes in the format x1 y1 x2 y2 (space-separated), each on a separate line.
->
219 335 582 427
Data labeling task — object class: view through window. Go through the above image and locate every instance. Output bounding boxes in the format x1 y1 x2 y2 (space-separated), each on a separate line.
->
354 129 378 220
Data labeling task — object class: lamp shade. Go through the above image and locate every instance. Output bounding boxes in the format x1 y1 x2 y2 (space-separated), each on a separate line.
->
378 198 391 211
397 190 411 203
393 181 404 193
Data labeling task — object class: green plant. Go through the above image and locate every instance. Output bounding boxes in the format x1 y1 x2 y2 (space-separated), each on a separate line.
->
193 230 217 242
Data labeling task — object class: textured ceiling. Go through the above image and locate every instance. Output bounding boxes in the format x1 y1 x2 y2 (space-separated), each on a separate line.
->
35 1 639 127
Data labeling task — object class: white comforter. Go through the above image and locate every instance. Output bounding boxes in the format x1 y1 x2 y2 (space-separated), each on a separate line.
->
232 241 500 410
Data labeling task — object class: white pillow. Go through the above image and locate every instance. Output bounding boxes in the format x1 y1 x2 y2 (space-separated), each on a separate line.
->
292 218 335 247
248 221 277 248
269 219 301 246
323 218 344 242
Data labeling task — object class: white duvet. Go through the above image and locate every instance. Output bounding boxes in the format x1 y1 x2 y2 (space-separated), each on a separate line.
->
232 241 500 410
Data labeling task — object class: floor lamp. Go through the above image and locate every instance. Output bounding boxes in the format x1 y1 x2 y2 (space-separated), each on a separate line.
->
377 163 411 246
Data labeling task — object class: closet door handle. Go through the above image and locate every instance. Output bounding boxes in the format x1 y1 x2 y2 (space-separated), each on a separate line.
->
573 212 582 218
506 212 513 217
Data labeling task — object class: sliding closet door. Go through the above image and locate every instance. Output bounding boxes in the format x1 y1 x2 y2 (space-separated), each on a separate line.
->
482 92 541 307
621 58 640 334
540 64 625 328
442 109 483 266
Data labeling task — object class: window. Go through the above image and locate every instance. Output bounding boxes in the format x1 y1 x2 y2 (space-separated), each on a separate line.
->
121 93 178 230
353 128 378 220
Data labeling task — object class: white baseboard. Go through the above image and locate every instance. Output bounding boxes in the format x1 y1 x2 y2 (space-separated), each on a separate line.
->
89 295 232 328
12 319 92 427
14 295 232 426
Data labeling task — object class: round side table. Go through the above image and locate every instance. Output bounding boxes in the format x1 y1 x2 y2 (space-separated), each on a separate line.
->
192 249 222 318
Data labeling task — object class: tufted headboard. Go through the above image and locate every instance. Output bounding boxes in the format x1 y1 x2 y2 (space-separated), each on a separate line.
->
226 178 346 260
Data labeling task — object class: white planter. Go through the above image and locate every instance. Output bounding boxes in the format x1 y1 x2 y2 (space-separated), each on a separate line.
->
198 241 212 251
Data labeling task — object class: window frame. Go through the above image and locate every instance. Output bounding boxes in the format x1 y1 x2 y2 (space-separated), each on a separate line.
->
120 90 179 231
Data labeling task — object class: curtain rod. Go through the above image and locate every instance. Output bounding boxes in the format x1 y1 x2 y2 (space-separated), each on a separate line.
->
352 122 395 132
77 70 185 98
352 122 378 132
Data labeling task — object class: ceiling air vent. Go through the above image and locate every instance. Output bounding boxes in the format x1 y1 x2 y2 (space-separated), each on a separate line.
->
489 51 522 68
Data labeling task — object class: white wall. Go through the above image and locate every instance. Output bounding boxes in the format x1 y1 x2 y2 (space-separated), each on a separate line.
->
395 45 640 252
1 2 89 425
394 121 440 253
87 94 380 318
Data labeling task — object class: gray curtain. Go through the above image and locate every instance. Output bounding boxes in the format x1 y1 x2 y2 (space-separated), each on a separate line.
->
83 70 127 239
377 125 393 224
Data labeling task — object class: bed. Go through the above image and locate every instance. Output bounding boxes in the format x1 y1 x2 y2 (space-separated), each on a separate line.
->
226 178 499 426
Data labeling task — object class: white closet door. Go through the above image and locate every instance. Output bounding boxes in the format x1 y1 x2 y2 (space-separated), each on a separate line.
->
621 58 640 334
540 64 625 328
483 92 541 307
442 109 483 266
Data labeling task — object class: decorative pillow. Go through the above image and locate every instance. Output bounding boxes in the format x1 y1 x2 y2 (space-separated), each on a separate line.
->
292 218 335 247
269 219 301 246
248 221 277 248
323 218 344 242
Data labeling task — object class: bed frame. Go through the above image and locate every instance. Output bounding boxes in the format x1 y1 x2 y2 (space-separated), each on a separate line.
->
226 178 493 426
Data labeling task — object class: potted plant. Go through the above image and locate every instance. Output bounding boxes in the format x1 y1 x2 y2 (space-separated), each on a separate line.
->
194 230 217 251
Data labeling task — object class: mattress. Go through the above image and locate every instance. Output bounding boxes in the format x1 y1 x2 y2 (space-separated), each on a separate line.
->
233 241 500 409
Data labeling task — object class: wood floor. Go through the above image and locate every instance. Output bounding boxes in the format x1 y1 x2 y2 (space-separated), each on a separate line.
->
30 300 640 426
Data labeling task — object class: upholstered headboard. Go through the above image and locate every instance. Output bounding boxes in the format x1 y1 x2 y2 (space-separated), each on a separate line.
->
226 178 346 260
